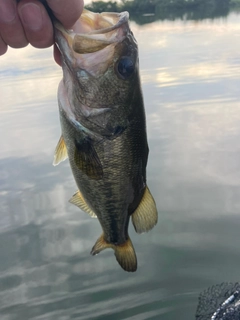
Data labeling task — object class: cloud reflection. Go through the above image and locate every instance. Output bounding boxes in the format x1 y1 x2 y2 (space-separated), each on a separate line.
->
1 12 240 320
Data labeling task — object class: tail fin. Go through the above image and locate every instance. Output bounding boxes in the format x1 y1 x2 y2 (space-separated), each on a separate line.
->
91 234 137 272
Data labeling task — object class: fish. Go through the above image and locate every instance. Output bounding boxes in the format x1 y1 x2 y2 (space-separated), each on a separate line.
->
196 283 240 320
53 9 158 272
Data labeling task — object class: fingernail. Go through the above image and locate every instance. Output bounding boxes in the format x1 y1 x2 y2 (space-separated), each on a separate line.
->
20 3 43 31
0 0 16 23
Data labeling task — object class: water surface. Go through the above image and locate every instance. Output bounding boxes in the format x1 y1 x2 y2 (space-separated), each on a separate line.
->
1 11 240 320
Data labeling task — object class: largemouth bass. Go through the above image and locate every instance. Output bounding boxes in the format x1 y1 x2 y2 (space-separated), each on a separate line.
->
53 9 157 272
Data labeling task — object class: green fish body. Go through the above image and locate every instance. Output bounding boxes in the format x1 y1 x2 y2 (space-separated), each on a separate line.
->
54 9 157 272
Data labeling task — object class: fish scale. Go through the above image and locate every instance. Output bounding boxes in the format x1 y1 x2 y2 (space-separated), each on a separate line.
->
53 8 158 272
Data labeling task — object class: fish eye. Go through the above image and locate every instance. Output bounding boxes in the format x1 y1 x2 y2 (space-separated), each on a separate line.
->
116 56 135 79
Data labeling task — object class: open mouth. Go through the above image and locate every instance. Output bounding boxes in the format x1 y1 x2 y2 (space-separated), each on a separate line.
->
54 9 129 54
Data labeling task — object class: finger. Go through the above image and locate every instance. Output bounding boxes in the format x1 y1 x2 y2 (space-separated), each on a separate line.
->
47 0 84 29
18 0 53 48
53 43 62 66
0 0 28 48
0 35 7 55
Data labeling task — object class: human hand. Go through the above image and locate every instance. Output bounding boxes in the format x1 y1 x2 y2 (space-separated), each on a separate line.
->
0 0 84 64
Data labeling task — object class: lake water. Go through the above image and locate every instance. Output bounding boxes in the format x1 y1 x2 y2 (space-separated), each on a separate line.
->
1 10 240 320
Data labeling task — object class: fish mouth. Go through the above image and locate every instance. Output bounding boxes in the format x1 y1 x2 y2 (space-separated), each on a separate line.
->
55 9 132 120
55 9 129 56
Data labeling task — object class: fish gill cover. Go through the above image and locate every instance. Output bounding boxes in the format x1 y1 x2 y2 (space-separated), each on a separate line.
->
53 8 158 272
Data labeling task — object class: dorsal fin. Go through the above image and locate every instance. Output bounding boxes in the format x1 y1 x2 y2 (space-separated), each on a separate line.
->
131 186 158 234
69 190 97 218
53 135 68 166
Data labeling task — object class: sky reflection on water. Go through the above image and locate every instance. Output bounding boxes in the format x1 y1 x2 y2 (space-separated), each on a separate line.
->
1 12 240 320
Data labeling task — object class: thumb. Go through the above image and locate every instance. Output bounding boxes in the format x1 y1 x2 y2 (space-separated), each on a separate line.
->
46 0 84 29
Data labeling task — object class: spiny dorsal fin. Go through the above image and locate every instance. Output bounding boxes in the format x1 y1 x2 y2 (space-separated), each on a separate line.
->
131 186 158 234
91 234 137 272
53 135 68 166
69 190 97 218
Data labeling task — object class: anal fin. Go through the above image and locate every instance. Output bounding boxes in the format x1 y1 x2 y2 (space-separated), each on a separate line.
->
91 234 137 272
69 190 97 218
131 186 158 234
53 135 68 166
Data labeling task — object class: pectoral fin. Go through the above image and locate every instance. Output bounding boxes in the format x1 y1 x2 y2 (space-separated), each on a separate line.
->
74 138 103 180
91 234 137 272
131 186 158 234
53 135 68 166
69 190 97 218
